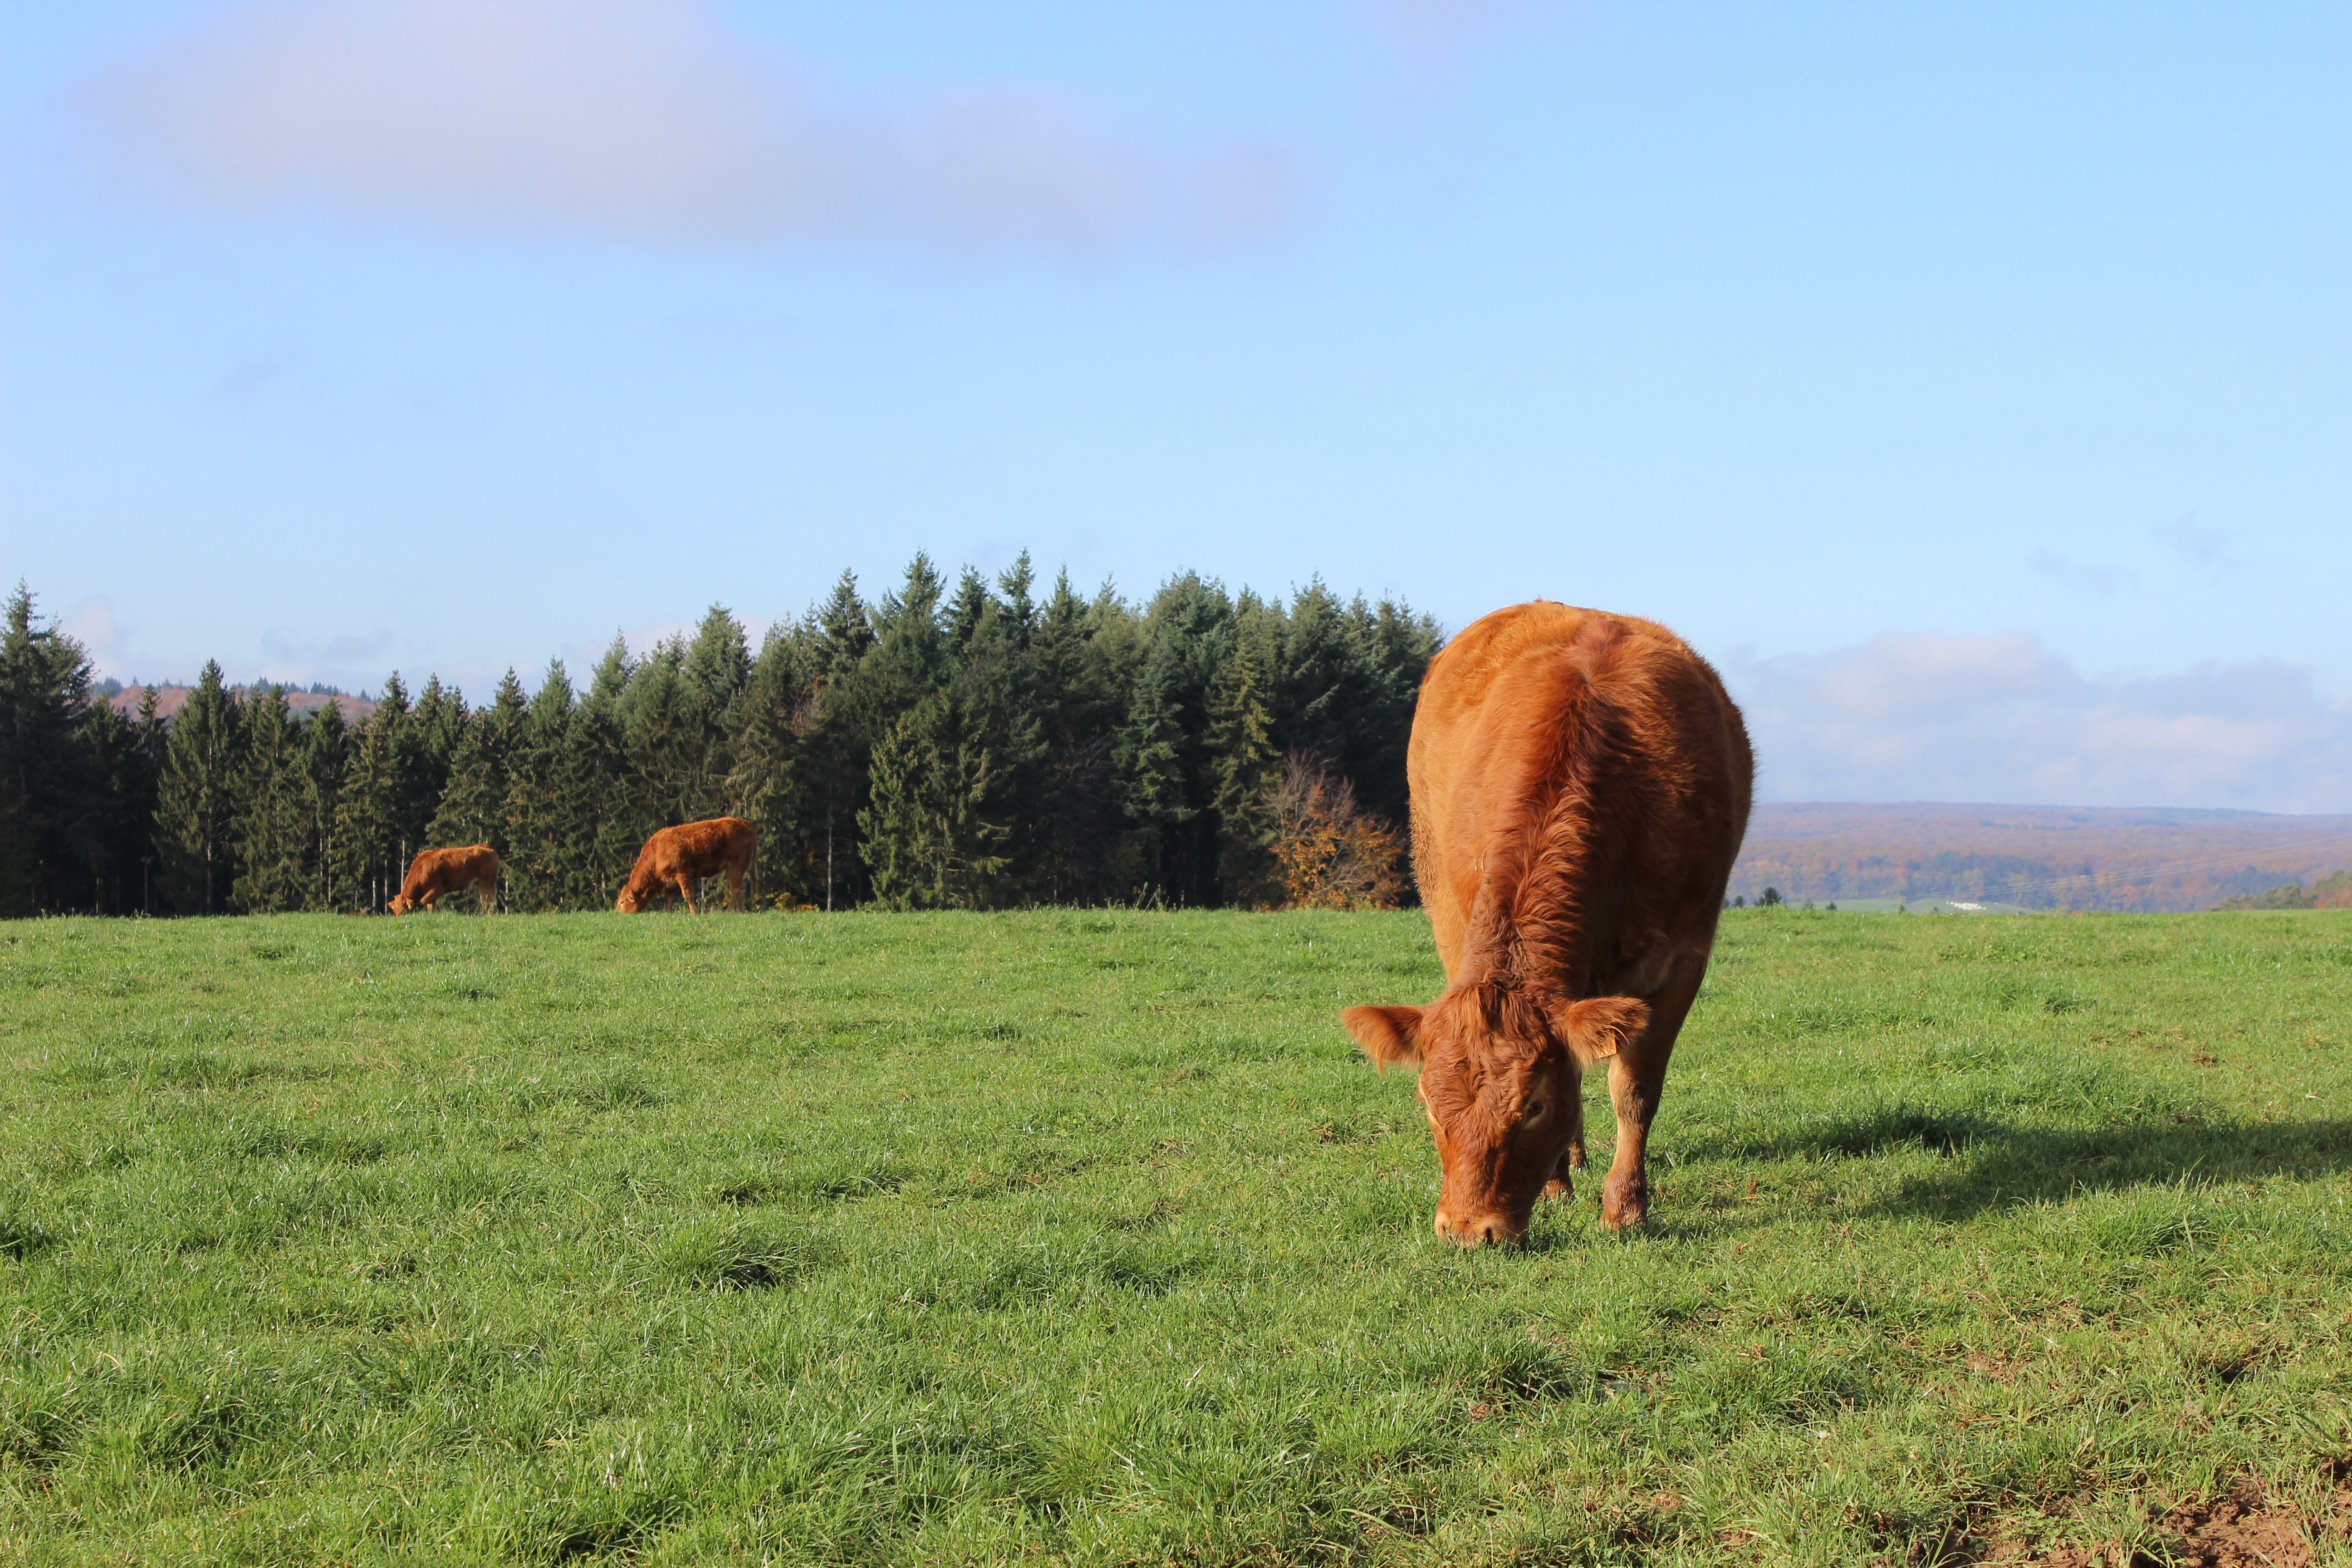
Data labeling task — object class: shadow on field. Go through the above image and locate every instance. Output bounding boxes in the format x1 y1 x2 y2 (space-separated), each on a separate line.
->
1691 1106 2352 1222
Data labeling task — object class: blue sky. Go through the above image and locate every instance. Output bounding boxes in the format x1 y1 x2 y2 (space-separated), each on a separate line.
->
4 2 2348 810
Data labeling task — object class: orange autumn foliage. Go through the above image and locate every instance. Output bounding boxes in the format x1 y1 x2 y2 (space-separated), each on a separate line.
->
1259 752 1408 911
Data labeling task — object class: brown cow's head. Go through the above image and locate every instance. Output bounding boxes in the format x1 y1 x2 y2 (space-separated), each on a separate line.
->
614 885 645 913
387 894 416 916
1343 986 1648 1247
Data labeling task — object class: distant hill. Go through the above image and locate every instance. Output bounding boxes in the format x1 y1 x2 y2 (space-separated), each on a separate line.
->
1731 801 2352 913
106 685 378 725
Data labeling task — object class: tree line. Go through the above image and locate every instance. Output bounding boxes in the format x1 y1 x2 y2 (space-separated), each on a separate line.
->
0 556 1441 918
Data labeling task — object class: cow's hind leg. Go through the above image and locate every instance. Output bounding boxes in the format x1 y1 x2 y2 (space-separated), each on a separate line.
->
725 858 746 911
1599 953 1707 1232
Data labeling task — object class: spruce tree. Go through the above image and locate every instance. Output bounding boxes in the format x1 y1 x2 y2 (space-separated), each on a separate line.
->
78 692 152 915
303 699 349 909
859 693 1004 910
131 686 168 912
1114 646 1194 900
333 694 402 911
1207 596 1284 906
728 627 817 906
581 640 645 902
503 662 586 910
400 675 462 855
624 653 716 832
234 684 308 912
867 554 951 718
801 574 879 909
682 604 752 716
0 583 95 914
953 560 1049 905
1029 569 1130 902
430 669 527 858
1133 573 1234 904
153 661 244 915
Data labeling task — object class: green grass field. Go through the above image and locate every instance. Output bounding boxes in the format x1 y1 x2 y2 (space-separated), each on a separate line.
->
4 907 2350 1566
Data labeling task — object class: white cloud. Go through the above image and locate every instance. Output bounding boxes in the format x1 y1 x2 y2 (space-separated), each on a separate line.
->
60 596 130 679
87 0 1297 256
1725 631 2352 814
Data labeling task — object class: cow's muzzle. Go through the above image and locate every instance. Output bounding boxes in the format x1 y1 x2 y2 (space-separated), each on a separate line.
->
1433 1209 1524 1248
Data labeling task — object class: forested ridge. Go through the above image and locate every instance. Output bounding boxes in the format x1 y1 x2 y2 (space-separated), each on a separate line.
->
1730 801 2352 913
0 555 1441 917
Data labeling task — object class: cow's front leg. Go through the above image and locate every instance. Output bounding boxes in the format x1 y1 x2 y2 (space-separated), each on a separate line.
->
1567 1069 1588 1171
1542 1073 1587 1200
675 873 699 915
1598 1056 1664 1230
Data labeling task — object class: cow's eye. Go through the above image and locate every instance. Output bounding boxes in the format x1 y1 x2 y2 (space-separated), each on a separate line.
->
1525 1100 1546 1120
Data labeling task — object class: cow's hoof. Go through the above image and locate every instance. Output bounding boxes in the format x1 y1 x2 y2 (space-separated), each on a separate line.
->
1599 1175 1648 1231
1541 1175 1573 1202
1567 1143 1588 1170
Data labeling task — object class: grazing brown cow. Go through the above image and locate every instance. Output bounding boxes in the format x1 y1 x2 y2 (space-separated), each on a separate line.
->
616 817 756 914
388 844 500 915
1341 602 1751 1245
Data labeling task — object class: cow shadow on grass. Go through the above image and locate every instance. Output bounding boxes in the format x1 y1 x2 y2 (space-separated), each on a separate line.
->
1671 1106 2352 1225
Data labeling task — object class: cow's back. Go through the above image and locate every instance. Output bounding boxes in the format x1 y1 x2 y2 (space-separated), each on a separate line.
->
1409 603 1751 993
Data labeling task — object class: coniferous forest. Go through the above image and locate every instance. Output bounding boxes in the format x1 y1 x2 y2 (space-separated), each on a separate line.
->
0 556 1443 918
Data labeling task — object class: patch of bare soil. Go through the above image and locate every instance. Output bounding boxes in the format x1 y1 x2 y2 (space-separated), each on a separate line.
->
1970 1476 2352 1567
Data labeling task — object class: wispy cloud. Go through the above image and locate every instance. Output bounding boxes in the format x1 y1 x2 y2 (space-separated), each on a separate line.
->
86 0 1298 257
1726 632 2352 814
2153 513 2237 569
2029 549 2132 596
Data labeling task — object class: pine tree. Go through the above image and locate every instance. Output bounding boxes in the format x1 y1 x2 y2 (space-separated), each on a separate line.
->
1131 574 1233 904
153 661 244 915
624 653 715 831
682 604 752 717
333 690 404 912
800 574 880 910
503 662 586 910
0 583 95 915
961 559 1055 904
131 686 169 913
728 626 818 906
1207 596 1284 906
1114 646 1194 900
234 684 308 912
430 669 527 858
859 693 1005 910
867 554 950 715
582 640 646 902
303 699 349 909
399 675 462 855
78 693 152 915
1029 569 1131 902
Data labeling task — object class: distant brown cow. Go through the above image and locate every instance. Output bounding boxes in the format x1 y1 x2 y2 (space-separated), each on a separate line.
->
616 817 756 913
1341 603 1751 1245
388 844 499 915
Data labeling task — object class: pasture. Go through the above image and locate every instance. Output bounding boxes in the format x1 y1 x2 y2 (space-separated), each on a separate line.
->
3 908 2350 1565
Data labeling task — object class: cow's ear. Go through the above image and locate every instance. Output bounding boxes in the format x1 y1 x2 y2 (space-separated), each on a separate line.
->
1550 995 1650 1066
1342 1005 1426 1071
